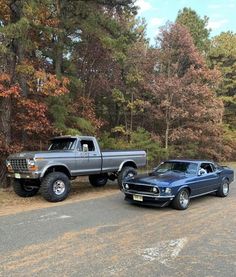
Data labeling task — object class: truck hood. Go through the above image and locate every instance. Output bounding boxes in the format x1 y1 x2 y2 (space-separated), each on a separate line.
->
127 172 188 186
7 150 74 160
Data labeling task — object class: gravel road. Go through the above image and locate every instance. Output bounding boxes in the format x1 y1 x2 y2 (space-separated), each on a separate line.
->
0 177 236 277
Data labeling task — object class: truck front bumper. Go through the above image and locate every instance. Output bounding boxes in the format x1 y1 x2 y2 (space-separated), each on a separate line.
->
7 172 41 179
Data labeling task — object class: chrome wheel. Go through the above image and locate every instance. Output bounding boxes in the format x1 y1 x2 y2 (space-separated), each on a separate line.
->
223 182 229 196
179 190 189 209
53 180 66 195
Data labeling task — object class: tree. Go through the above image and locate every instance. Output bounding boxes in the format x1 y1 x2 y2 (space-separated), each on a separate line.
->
208 31 236 160
143 23 223 159
208 32 236 128
176 8 210 53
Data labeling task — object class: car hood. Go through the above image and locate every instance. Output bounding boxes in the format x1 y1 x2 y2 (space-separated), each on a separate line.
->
127 172 188 186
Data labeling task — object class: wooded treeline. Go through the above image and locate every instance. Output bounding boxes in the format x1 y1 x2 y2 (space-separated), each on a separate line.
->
0 1 236 184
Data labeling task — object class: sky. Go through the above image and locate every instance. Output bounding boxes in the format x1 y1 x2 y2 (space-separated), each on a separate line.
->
136 0 236 45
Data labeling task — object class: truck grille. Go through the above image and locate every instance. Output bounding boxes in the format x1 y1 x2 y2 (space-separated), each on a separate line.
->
10 159 28 172
125 183 160 195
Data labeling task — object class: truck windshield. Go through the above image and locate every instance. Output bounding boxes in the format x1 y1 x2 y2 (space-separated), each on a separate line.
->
49 138 76 150
155 161 198 175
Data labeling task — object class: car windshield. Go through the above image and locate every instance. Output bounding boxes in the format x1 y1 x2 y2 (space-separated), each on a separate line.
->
154 161 198 175
49 138 76 150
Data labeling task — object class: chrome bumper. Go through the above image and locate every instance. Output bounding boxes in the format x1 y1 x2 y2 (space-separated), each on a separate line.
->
124 191 175 200
7 172 41 179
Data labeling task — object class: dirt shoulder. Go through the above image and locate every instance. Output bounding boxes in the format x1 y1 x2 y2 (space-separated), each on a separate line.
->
0 178 119 217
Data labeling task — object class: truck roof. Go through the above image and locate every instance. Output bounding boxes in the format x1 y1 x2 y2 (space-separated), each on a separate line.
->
50 135 95 140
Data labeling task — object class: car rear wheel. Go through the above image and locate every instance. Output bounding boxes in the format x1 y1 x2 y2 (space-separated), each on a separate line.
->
117 167 137 190
89 174 108 187
41 172 71 202
172 188 190 210
216 180 229 197
13 179 40 197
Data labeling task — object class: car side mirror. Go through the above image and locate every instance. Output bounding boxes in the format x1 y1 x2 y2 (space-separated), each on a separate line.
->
198 168 206 176
82 144 89 152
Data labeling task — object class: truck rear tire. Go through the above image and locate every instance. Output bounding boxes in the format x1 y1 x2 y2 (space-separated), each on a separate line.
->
13 179 40 197
118 167 137 190
41 172 71 202
89 174 108 187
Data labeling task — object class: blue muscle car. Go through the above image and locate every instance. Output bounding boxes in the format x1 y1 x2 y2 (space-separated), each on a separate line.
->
122 160 234 210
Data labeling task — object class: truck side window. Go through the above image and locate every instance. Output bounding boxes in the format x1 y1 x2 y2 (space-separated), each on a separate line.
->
80 140 95 151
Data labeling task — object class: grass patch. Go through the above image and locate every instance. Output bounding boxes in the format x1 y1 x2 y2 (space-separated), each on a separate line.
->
0 178 119 217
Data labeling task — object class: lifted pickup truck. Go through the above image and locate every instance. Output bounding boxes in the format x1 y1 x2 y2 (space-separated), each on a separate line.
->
6 136 146 202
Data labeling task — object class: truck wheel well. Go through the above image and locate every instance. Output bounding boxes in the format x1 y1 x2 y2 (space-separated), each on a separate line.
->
122 161 137 170
43 166 71 179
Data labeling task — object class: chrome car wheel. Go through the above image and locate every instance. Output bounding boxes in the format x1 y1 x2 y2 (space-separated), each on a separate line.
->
172 188 190 210
222 182 229 196
179 190 189 209
53 180 66 195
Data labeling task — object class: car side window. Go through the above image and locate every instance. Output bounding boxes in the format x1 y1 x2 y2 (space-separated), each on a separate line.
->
210 163 216 172
80 140 95 151
200 163 213 174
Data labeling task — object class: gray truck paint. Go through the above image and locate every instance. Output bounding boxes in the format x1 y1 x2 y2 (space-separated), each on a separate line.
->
6 136 146 179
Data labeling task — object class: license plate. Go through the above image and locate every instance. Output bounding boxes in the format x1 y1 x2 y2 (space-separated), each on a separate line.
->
15 173 21 179
133 195 143 202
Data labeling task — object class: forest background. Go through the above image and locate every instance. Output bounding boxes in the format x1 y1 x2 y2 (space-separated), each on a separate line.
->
0 0 236 185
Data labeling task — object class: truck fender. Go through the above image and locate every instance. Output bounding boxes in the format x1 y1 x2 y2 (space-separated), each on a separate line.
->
118 160 137 172
40 163 71 178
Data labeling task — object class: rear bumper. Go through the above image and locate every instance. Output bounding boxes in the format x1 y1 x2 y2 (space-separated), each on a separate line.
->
124 192 175 207
7 172 41 179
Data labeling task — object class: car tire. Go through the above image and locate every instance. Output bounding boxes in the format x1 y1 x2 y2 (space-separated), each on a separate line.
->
117 167 137 190
89 174 108 187
172 188 190 210
216 180 229 197
13 179 40 197
41 172 71 202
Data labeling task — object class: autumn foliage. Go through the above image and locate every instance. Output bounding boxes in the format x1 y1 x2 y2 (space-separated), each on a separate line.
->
0 1 235 186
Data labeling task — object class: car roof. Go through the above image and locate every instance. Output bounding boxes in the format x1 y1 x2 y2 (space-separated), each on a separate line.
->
166 159 215 164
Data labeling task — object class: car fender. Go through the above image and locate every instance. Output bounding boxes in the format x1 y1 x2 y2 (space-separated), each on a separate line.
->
176 185 191 195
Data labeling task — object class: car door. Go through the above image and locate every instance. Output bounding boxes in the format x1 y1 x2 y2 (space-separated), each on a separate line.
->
75 139 102 175
196 163 220 194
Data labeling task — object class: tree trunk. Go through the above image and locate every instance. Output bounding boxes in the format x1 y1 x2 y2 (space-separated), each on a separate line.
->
165 117 169 150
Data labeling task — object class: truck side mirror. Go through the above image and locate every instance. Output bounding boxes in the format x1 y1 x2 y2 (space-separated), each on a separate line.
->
82 144 89 152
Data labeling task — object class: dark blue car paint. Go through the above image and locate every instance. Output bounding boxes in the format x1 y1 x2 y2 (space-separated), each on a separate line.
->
123 160 234 207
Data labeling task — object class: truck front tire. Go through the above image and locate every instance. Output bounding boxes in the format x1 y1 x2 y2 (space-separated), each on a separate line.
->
13 179 40 197
118 167 137 189
41 172 71 202
89 174 108 187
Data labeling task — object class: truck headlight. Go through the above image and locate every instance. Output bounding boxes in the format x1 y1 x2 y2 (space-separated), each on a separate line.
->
27 159 38 171
6 160 13 172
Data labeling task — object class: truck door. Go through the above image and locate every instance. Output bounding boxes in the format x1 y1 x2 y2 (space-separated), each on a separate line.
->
75 139 102 175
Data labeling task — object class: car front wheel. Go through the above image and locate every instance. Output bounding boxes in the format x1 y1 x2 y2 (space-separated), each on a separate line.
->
172 188 190 210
